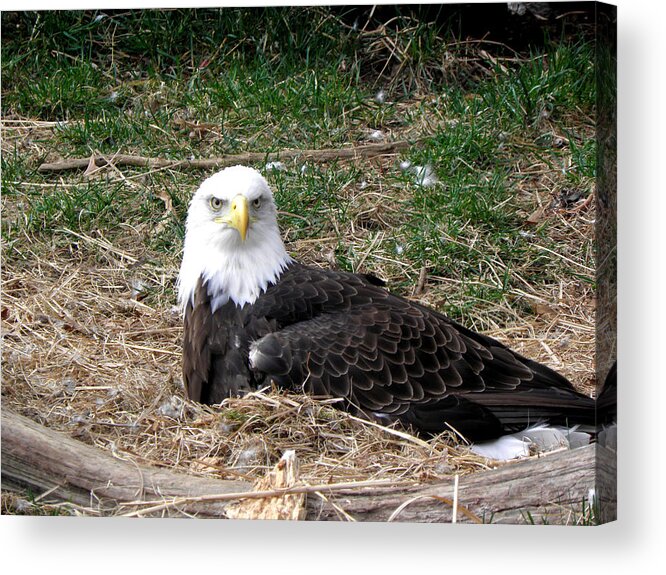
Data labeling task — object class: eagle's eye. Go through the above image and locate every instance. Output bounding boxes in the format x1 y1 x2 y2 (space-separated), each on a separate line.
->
252 197 262 209
210 197 224 210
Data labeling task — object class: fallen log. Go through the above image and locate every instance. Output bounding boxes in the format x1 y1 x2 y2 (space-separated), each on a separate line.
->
1 405 250 517
1 405 615 522
36 141 414 173
308 443 616 524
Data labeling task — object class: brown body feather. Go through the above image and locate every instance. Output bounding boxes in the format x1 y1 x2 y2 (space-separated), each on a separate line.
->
183 262 597 441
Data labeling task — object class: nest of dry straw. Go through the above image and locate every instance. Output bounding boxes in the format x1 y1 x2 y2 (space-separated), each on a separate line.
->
1 233 497 513
1 235 593 519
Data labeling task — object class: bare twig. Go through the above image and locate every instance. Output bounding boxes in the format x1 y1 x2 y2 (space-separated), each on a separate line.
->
37 141 417 173
120 477 411 517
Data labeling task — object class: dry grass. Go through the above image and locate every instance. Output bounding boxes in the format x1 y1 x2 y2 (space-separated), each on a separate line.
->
1 113 596 519
0 226 492 488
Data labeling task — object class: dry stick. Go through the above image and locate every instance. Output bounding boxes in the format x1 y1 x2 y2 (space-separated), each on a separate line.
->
37 140 417 173
339 411 432 449
413 265 428 296
120 477 413 518
386 493 483 524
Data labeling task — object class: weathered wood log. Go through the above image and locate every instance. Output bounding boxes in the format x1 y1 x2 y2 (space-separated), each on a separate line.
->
308 443 616 524
1 406 250 517
36 141 414 173
1 405 613 522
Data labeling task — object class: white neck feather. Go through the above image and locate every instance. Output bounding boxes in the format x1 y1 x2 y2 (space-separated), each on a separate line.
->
178 221 292 312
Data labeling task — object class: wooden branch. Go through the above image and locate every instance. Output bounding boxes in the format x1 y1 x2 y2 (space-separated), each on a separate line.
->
37 141 415 173
1 405 615 522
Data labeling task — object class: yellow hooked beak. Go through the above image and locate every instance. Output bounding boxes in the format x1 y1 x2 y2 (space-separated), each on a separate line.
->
215 194 249 241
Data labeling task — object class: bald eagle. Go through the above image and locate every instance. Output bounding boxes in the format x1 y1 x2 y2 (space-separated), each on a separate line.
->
178 166 601 448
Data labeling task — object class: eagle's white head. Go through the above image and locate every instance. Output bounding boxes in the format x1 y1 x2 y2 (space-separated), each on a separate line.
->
177 165 293 312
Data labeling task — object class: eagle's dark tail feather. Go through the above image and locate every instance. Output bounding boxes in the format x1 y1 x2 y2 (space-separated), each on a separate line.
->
399 360 617 443
398 389 597 442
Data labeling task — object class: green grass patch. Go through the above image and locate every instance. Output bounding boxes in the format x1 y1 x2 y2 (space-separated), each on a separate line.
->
2 7 597 328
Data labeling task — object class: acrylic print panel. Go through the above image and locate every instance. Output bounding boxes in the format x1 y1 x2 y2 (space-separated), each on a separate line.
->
1 3 616 524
